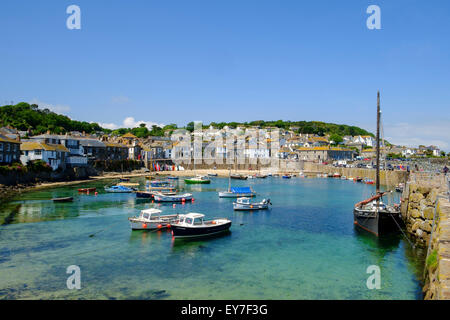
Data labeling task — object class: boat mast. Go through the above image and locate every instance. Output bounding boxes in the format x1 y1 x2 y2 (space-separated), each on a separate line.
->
376 91 381 195
228 166 231 192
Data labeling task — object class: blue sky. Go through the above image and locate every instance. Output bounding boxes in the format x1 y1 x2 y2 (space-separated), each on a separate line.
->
1 0 449 150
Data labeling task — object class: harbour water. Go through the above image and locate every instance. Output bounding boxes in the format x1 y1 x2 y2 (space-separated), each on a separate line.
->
0 177 425 299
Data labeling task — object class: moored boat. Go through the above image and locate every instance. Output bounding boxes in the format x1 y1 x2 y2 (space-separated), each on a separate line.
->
218 187 256 198
78 187 96 193
282 175 292 179
154 192 193 202
171 213 232 238
230 174 247 180
333 172 341 178
104 185 135 193
52 197 74 202
233 197 271 211
184 175 211 184
353 92 402 237
128 208 179 230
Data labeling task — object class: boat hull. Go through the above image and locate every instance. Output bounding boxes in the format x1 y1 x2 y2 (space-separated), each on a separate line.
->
218 191 256 198
233 203 269 210
184 179 210 184
353 208 401 237
154 194 193 202
171 221 232 238
136 191 154 198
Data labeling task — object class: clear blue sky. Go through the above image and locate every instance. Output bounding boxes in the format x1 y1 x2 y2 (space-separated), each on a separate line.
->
1 0 449 150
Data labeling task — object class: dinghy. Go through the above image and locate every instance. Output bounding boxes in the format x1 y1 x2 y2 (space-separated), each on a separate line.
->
233 197 271 211
184 175 211 184
52 197 74 202
104 185 135 193
154 192 193 202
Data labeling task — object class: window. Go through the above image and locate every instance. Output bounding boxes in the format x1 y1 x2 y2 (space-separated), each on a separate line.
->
185 218 193 225
193 218 202 225
6 143 10 151
0 154 3 162
35 150 42 155
0 143 2 151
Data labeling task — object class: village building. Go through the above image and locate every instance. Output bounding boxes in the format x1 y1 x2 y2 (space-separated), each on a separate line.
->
0 133 21 164
20 141 69 170
293 146 354 162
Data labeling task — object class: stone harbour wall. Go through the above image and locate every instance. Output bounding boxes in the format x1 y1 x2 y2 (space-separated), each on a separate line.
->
401 173 450 299
304 162 408 187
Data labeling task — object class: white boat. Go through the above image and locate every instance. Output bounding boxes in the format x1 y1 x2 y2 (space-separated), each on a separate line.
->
233 197 271 211
154 192 193 202
128 208 179 230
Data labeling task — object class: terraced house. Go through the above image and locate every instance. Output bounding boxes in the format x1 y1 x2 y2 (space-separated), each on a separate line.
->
0 133 21 164
20 141 69 170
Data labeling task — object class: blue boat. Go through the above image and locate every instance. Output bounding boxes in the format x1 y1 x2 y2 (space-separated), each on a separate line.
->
282 175 292 179
218 187 256 198
166 176 179 180
104 185 135 193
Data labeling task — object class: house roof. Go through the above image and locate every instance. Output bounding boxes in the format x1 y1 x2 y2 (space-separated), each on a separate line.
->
105 142 127 148
0 133 20 144
294 146 353 152
21 142 69 152
122 133 138 139
79 139 106 147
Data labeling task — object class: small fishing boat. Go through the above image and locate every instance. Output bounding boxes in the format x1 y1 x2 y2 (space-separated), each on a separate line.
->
154 192 193 202
118 182 139 187
207 173 218 177
78 187 96 193
52 197 74 202
233 197 271 211
230 174 247 180
364 179 375 185
171 213 232 238
218 187 256 198
353 92 402 237
104 185 135 193
166 176 179 180
119 178 130 182
327 173 334 178
255 174 267 179
128 208 179 230
282 175 292 179
184 175 211 184
356 177 363 182
333 172 341 178
135 191 154 198
341 176 347 180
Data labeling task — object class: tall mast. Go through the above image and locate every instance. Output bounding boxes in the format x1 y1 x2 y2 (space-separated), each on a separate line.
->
376 91 381 194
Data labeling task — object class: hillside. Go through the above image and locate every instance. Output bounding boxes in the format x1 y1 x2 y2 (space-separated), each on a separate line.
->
0 102 373 138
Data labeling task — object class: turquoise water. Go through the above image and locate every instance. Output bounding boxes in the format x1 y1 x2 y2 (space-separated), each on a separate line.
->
0 177 425 299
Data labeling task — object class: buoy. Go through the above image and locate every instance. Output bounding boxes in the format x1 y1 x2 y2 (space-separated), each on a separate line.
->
87 191 89 195
167 224 171 228
182 198 185 202
192 198 195 202
142 223 147 229
157 224 162 229
173 204 176 208
152 200 154 203
95 192 98 196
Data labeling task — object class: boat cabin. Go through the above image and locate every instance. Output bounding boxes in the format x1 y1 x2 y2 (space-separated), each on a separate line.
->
236 197 251 205
139 208 163 220
176 213 205 226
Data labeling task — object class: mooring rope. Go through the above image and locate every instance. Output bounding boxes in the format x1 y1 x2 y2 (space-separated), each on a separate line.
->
389 213 415 249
